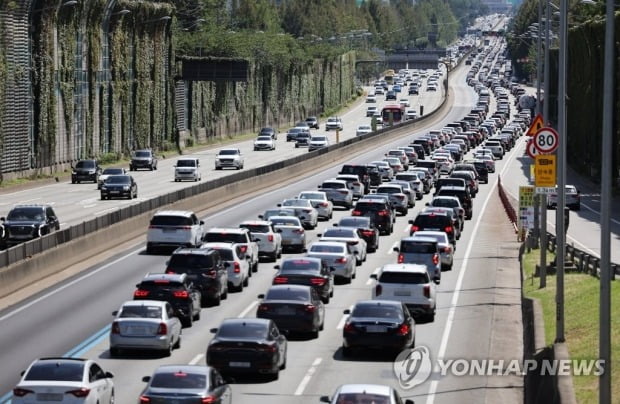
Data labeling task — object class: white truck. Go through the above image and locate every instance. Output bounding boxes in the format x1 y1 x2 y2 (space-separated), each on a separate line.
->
203 228 260 272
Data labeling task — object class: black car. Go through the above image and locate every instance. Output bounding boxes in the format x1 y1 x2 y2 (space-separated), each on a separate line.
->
207 318 287 379
342 300 415 357
471 160 489 184
295 132 311 148
339 164 373 193
257 285 325 337
140 365 232 404
385 90 397 100
352 200 394 235
410 143 426 160
408 85 419 95
71 159 101 184
436 186 473 219
134 273 202 327
272 257 334 303
166 248 228 306
305 116 320 129
259 127 278 140
411 139 431 156
130 149 158 171
434 177 467 197
409 209 457 244
335 216 380 253
1 204 60 247
100 174 138 200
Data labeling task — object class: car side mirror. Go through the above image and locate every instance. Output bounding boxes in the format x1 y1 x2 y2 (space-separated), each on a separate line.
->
142 376 151 383
434 279 440 285
330 267 336 272
112 310 118 316
408 220 414 225
276 228 282 233
276 204 282 207
302 248 308 253
425 202 430 206
320 397 331 403
317 233 322 237
258 215 264 219
210 327 218 334
135 284 140 288
224 262 231 268
105 372 114 378
370 274 377 279
404 400 415 404
199 220 205 225
343 309 351 315
257 294 265 299
393 247 400 252
332 223 338 227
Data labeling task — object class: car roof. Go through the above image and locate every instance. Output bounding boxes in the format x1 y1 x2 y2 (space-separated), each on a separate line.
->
153 210 195 218
380 263 429 274
201 242 239 251
206 227 245 234
336 383 393 395
240 220 272 226
121 299 168 308
142 273 186 282
220 317 270 327
172 247 217 256
401 236 438 243
414 230 450 240
310 241 347 247
267 284 312 293
152 364 211 376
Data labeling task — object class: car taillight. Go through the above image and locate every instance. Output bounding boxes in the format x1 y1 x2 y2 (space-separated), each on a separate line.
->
258 304 270 312
352 210 362 216
268 234 274 242
432 253 439 265
335 257 347 264
202 396 217 404
319 202 328 207
205 270 217 278
134 289 149 298
424 285 431 298
239 245 248 253
258 344 277 352
139 395 151 403
157 322 168 335
311 277 326 286
293 228 305 234
442 246 453 253
111 322 120 334
304 304 316 312
274 276 288 284
165 268 174 274
397 324 410 336
66 388 90 398
233 262 241 273
148 225 160 229
410 225 420 233
444 226 453 233
173 290 190 298
395 195 404 200
362 230 374 237
397 254 404 264
339 190 349 195
378 210 389 216
343 323 356 333
353 182 361 186
13 388 34 397
375 284 383 296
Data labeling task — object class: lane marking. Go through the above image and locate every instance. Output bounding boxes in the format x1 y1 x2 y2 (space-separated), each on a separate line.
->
65 325 111 358
386 241 398 255
336 305 353 330
294 357 323 396
237 300 258 318
366 267 380 286
189 354 204 365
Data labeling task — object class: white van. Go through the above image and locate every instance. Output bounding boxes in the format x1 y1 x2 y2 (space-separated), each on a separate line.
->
146 210 204 253
174 158 201 182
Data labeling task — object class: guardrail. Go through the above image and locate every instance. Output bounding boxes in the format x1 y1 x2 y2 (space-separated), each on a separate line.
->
497 175 519 234
544 233 619 278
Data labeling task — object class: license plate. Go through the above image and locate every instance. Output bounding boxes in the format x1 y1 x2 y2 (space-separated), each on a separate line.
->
229 361 251 368
36 393 63 401
394 290 411 296
277 307 295 315
163 228 177 233
110 191 120 194
127 326 147 335
366 325 387 333
427 228 440 231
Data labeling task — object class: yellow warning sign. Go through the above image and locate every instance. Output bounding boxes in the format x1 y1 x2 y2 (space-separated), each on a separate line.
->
535 155 556 187
527 114 544 137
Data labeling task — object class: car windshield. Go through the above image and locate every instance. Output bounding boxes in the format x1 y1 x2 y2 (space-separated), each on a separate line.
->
311 136 327 142
432 198 458 208
379 272 429 284
271 217 300 226
150 372 207 389
339 217 370 228
204 233 246 243
265 288 310 301
106 175 130 184
7 207 44 221
176 160 196 167
377 187 400 194
217 322 268 339
120 305 162 319
351 304 403 321
150 216 193 226
25 362 84 381
75 160 95 169
239 224 270 233
208 248 233 260
309 244 344 253
134 151 151 158
358 126 371 130
218 150 238 155
281 259 320 271
282 199 309 207
323 229 355 238
256 136 272 141
102 168 124 175
288 128 302 134
299 193 324 200
401 241 436 253
321 182 345 189
168 254 214 269
415 232 448 244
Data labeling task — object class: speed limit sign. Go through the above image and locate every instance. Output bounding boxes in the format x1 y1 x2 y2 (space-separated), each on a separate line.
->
533 127 559 153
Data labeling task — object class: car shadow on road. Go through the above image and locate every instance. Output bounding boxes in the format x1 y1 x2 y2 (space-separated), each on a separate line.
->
332 347 399 363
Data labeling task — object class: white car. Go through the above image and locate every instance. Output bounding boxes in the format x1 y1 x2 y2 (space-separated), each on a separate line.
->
308 134 330 151
12 357 115 404
97 167 127 189
214 148 244 170
109 300 182 356
325 117 343 131
174 158 201 182
371 263 437 321
239 220 283 261
201 242 251 292
318 226 367 265
278 198 319 229
366 106 377 117
365 95 377 103
269 215 306 253
298 191 334 220
321 384 414 404
399 98 410 107
146 210 204 254
356 125 372 136
336 174 365 198
405 109 418 120
253 135 276 151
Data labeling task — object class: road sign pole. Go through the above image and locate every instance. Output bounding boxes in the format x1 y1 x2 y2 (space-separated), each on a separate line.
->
540 195 547 288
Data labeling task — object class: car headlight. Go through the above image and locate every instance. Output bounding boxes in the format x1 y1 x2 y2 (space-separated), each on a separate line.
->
72 170 77 174
123 186 130 191
101 186 107 190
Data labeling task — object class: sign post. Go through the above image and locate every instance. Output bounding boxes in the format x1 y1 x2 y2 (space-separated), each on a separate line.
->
519 186 536 232
535 155 557 187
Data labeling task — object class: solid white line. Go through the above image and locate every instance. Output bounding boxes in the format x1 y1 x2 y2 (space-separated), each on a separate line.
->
366 267 381 286
336 305 353 330
0 241 144 322
403 224 410 233
83 204 97 208
387 241 398 255
294 357 323 396
237 300 258 318
189 354 204 365
425 140 521 404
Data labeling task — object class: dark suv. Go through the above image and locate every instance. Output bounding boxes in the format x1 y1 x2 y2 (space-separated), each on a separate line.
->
71 159 101 184
134 273 202 327
436 186 473 219
166 248 228 306
408 210 457 245
130 149 158 171
351 200 394 235
1 204 60 247
339 164 373 193
259 127 278 140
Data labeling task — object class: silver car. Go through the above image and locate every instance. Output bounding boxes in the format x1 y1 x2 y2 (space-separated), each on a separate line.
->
298 191 334 220
393 236 441 282
389 180 416 208
318 179 354 209
548 185 581 211
414 230 454 271
318 227 367 265
270 216 306 253
306 241 357 283
375 184 409 215
369 160 394 181
278 198 319 229
201 242 251 292
336 174 365 198
109 300 182 356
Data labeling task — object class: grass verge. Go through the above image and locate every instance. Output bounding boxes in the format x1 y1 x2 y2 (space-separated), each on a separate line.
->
522 248 620 403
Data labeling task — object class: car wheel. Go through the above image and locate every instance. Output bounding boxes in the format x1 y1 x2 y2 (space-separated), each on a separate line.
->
322 295 330 304
193 308 201 321
252 261 259 273
174 335 181 349
241 277 248 288
279 355 287 370
311 329 320 339
221 285 228 300
277 248 282 259
270 251 278 262
163 342 173 357
182 315 193 328
109 347 120 358
342 345 352 358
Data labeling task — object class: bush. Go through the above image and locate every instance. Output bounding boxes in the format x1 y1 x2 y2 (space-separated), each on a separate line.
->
99 152 120 165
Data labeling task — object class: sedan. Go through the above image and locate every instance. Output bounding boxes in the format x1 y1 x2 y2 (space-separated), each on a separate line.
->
369 161 394 181
278 198 319 229
308 134 330 151
318 227 367 265
12 357 114 404
272 257 335 303
382 157 404 173
414 230 454 271
476 154 496 173
100 174 138 200
258 208 296 221
356 124 372 136
342 300 415 357
335 216 379 253
257 284 325 337
206 318 287 379
306 241 357 283
139 365 232 404
97 167 127 189
109 300 182 357
253 135 276 151
321 384 414 404
269 216 306 253
405 109 417 120
298 191 333 220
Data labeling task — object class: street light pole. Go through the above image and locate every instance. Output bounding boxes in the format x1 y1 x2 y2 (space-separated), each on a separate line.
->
540 0 551 289
599 0 614 398
555 0 567 343
532 0 544 250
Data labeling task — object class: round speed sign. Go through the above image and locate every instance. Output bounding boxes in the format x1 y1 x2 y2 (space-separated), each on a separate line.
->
533 127 559 153
526 138 541 159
